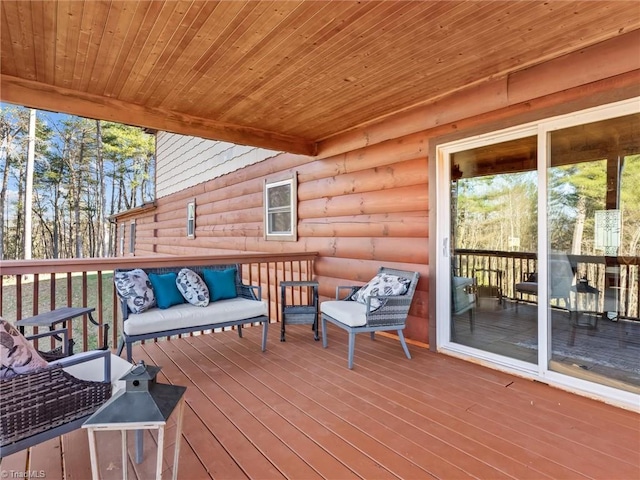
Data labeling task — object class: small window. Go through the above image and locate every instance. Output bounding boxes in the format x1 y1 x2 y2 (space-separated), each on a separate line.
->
129 221 136 255
187 200 196 238
264 174 297 241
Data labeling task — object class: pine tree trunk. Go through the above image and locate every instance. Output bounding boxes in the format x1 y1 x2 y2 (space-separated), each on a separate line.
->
95 120 108 257
75 133 84 258
0 145 9 261
571 195 586 254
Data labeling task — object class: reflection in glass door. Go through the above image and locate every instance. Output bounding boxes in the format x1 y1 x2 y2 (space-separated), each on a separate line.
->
547 113 640 393
440 100 640 404
449 135 539 364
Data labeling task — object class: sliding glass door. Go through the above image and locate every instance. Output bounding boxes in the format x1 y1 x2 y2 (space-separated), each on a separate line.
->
547 113 640 393
438 99 639 398
449 134 539 364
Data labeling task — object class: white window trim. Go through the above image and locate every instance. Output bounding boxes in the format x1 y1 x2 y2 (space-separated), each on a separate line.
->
264 173 297 242
119 223 125 257
129 220 136 256
187 199 196 239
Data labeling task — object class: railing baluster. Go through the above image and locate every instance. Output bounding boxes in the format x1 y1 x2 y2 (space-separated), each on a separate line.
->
66 272 73 346
66 272 72 306
16 275 22 321
97 272 104 350
112 287 119 349
82 271 88 351
32 274 42 350
455 249 638 319
50 274 56 311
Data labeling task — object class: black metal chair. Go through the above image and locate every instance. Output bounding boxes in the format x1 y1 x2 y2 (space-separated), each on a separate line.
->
515 258 574 311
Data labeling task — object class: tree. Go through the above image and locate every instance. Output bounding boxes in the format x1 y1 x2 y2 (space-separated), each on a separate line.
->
1 106 51 260
1 107 155 260
548 160 607 255
621 154 640 256
101 123 155 212
454 172 537 252
0 106 28 260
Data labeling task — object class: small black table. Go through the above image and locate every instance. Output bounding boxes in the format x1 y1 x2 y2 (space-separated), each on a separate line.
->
17 306 107 355
568 282 600 346
280 281 319 342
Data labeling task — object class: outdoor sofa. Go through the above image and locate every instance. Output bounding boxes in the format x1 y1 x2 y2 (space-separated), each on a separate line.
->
114 264 269 361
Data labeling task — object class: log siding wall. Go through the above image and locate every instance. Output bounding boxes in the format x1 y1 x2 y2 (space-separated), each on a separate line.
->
123 34 639 345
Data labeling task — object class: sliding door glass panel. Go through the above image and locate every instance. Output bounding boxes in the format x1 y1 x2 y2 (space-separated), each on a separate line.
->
450 135 538 363
547 113 640 393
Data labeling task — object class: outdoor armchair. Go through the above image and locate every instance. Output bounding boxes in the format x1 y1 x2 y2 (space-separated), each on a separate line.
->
321 267 420 369
515 255 575 311
452 275 477 332
0 322 132 457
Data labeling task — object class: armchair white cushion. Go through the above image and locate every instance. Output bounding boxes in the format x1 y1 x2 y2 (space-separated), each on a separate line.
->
321 301 368 327
321 267 420 369
53 350 133 392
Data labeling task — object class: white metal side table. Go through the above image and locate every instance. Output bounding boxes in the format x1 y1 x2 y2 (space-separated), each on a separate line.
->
83 362 186 480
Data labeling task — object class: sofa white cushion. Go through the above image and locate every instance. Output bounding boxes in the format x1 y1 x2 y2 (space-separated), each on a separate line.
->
321 300 368 327
124 297 268 336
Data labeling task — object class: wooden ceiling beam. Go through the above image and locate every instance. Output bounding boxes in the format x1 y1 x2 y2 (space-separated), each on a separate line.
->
0 74 317 156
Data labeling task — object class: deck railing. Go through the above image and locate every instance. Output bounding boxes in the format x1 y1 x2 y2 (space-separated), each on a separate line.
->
454 249 639 320
0 253 317 352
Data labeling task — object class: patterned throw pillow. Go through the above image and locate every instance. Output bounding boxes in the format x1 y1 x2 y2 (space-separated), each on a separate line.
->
113 269 156 314
0 318 48 379
176 268 210 307
351 273 411 311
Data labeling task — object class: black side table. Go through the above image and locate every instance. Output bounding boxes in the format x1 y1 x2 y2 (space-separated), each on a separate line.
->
280 281 319 342
472 268 504 308
568 282 600 346
17 306 108 356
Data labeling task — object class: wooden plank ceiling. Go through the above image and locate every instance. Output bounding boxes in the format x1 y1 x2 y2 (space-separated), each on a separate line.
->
1 1 639 155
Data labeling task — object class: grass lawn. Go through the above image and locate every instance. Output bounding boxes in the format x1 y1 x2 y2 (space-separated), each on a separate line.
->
2 272 117 351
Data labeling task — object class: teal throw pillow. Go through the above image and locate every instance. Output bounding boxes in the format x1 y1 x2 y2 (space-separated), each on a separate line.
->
148 272 184 309
203 268 238 302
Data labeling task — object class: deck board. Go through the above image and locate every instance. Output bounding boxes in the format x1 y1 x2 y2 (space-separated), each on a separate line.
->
140 340 287 480
30 438 62 479
270 330 578 479
148 339 317 480
204 331 498 479
191 334 436 480
61 426 95 480
2 324 638 480
215 338 510 478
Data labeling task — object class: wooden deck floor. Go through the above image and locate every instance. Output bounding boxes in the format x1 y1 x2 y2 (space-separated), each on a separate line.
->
453 300 640 391
2 324 639 479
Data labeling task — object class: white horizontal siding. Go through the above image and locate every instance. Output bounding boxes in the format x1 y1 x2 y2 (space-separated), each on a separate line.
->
156 132 280 198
